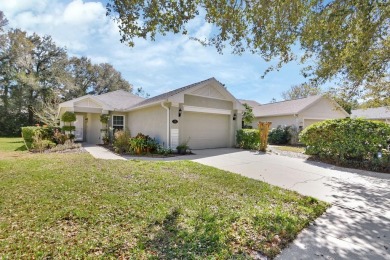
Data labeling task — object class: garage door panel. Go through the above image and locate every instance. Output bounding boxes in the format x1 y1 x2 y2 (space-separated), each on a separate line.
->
182 112 229 149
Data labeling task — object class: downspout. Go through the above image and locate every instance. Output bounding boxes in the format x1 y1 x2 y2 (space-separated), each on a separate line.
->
161 101 170 148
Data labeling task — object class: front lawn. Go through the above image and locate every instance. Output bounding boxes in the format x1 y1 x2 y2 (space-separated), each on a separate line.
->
0 138 327 258
271 145 306 153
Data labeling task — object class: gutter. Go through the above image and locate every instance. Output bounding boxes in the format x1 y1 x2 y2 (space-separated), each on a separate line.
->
161 101 170 148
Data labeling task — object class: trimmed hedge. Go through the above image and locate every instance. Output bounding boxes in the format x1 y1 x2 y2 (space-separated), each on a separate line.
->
62 126 76 132
21 127 40 148
61 111 76 122
299 118 390 166
236 129 260 150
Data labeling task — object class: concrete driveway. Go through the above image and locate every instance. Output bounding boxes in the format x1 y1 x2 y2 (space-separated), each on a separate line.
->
192 148 390 260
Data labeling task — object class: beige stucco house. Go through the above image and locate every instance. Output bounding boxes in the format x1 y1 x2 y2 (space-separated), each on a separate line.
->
58 78 244 149
242 95 349 130
351 107 390 124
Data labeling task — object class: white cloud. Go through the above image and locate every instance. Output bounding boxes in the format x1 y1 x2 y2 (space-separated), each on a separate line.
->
0 0 307 103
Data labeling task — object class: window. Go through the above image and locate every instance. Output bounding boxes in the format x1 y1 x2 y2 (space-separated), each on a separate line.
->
112 115 124 131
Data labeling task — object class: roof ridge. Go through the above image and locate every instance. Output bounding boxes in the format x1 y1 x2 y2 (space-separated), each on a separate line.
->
129 77 216 108
261 95 322 106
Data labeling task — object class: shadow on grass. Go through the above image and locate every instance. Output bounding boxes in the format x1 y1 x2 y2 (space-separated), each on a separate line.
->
15 145 28 151
144 208 248 259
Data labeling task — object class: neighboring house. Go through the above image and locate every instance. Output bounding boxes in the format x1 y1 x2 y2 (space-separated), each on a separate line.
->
351 107 390 124
241 95 349 129
58 78 244 149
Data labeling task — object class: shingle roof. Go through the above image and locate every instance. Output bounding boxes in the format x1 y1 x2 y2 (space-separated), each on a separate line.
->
59 90 144 111
129 77 216 109
351 107 390 120
239 99 261 108
94 90 144 110
252 95 323 117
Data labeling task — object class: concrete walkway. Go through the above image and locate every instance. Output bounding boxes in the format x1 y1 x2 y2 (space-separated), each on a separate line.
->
193 149 390 260
82 144 125 160
83 145 390 259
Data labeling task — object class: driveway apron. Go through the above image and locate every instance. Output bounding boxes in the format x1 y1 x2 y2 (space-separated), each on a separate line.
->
192 149 390 260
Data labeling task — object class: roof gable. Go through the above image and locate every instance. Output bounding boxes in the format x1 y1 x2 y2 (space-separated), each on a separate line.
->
252 95 323 117
130 77 244 110
74 97 103 108
94 90 144 111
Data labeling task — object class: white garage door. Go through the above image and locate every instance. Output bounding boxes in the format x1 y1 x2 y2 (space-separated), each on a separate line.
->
182 112 230 149
304 119 324 128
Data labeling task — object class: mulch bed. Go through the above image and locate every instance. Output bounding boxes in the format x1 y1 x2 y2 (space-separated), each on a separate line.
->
99 144 193 158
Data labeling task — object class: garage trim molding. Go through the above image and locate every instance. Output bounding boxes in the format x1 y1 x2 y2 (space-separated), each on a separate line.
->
183 105 231 115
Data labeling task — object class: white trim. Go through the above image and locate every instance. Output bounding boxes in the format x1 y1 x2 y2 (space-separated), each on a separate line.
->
187 93 231 101
183 105 232 115
112 114 125 131
161 102 170 148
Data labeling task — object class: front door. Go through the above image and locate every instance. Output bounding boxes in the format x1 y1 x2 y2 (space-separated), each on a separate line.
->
74 114 84 141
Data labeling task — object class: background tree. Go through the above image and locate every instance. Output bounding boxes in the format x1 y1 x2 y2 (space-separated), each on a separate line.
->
0 14 134 136
107 0 389 98
360 76 390 108
242 103 255 128
134 87 150 98
31 95 62 127
65 56 97 99
92 63 132 95
281 83 322 100
326 87 359 114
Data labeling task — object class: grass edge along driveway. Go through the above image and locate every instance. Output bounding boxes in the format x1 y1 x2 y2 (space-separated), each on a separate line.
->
0 138 328 259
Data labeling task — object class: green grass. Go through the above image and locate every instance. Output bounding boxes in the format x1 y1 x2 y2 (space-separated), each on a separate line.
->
0 138 327 259
0 137 27 152
271 145 306 153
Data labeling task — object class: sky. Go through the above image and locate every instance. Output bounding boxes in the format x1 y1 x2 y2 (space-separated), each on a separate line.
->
1 0 310 103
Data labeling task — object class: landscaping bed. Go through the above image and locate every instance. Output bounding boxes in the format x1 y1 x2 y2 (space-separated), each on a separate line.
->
100 144 193 158
0 138 328 259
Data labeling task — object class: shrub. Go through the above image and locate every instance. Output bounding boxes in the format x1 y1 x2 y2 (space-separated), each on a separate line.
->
61 111 76 123
21 126 40 147
113 130 131 154
53 129 68 144
268 126 291 145
288 125 300 145
129 133 160 154
62 126 76 132
236 129 260 150
299 118 390 163
31 131 55 153
100 114 109 124
49 140 81 152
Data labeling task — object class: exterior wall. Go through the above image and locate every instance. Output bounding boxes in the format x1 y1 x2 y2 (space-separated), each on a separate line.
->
127 105 167 146
298 98 347 125
252 115 297 129
184 94 233 110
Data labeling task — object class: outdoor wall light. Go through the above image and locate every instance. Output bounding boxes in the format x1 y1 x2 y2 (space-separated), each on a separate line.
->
178 108 182 117
233 113 237 120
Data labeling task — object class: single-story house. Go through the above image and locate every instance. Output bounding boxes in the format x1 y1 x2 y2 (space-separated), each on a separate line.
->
241 95 349 130
58 77 244 149
351 107 390 124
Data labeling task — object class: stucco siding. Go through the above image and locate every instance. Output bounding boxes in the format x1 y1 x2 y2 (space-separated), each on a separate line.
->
299 98 346 120
184 95 233 110
252 116 297 129
127 105 167 146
